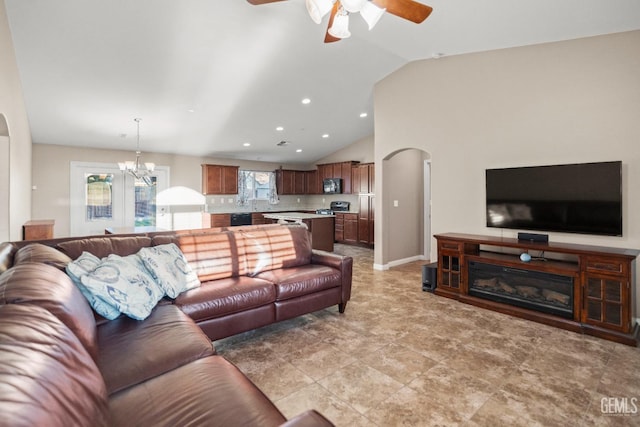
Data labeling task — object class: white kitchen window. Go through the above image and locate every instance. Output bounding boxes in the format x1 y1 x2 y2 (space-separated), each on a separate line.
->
238 170 276 205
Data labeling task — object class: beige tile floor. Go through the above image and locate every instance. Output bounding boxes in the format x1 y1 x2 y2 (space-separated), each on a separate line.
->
215 244 640 426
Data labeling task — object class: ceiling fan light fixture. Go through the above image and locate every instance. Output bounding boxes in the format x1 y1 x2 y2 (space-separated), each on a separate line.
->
306 0 334 24
340 0 367 13
328 10 351 39
360 2 385 30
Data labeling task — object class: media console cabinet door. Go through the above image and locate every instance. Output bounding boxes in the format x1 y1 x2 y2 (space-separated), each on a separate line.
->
437 240 463 294
582 256 632 333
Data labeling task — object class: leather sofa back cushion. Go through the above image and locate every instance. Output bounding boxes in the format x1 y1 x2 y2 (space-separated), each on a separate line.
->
56 236 152 259
0 304 109 427
13 243 72 270
153 231 247 281
239 225 312 276
0 263 99 362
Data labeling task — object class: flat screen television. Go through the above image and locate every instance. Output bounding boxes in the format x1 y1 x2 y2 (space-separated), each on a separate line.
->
486 161 622 236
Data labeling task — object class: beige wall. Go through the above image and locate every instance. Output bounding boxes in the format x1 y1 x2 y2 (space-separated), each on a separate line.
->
315 134 374 165
31 132 374 237
374 31 640 308
381 148 428 266
0 0 31 241
32 143 309 237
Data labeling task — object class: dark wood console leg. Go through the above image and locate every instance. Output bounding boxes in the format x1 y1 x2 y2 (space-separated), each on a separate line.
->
339 302 347 313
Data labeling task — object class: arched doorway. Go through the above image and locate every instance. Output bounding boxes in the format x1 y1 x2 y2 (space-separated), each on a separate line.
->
375 147 431 269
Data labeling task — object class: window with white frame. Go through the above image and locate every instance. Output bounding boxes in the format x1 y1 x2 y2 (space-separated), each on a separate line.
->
241 171 272 200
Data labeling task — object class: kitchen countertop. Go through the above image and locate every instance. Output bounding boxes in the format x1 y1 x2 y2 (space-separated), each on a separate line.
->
262 212 335 220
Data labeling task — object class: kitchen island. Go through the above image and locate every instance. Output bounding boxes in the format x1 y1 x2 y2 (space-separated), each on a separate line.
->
262 212 335 252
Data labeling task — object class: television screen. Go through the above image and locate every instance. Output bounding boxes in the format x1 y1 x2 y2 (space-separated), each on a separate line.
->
486 161 622 236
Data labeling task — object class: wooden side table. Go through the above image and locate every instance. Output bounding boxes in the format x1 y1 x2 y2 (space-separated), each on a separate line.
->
23 220 55 240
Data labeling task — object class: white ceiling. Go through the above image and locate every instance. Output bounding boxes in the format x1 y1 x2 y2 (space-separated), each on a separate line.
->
5 0 640 164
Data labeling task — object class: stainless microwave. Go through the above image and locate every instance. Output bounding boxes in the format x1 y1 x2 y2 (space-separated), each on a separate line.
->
323 178 342 194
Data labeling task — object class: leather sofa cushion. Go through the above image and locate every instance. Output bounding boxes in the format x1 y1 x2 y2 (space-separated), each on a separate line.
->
0 304 109 427
0 263 99 362
256 265 342 301
12 243 72 270
153 231 247 281
109 356 287 427
175 276 275 321
240 225 312 276
97 304 215 395
57 236 152 259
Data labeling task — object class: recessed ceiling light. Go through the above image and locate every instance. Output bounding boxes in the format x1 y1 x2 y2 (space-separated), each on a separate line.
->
187 109 195 113
243 143 251 147
301 98 311 105
276 126 284 131
322 134 329 138
296 149 302 153
359 112 368 118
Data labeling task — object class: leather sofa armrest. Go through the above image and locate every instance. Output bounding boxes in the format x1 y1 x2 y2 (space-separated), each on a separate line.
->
0 242 16 274
311 250 353 313
311 250 348 270
280 410 335 427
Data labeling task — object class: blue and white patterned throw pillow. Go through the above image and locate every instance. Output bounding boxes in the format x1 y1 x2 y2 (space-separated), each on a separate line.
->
66 251 121 320
79 254 164 320
138 244 201 298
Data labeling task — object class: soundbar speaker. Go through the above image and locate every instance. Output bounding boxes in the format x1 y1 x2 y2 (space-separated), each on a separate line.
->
517 232 549 243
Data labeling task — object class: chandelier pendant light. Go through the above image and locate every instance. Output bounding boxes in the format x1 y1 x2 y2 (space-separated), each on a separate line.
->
118 118 155 186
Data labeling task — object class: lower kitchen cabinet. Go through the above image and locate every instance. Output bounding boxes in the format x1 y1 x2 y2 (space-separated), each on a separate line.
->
358 195 374 246
334 213 358 244
202 213 231 228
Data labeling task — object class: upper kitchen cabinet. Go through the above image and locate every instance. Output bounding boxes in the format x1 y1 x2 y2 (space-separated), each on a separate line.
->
276 169 307 195
305 170 320 195
317 161 359 194
202 164 239 195
352 162 375 194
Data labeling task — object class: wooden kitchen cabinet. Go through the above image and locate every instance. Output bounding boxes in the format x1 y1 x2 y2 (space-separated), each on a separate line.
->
358 195 374 246
334 213 358 244
202 213 231 228
251 212 270 225
276 169 309 195
305 170 320 194
316 161 358 194
353 162 374 194
343 213 358 244
202 164 238 195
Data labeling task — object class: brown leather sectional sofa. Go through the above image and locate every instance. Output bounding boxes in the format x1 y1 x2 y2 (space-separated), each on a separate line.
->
0 224 351 426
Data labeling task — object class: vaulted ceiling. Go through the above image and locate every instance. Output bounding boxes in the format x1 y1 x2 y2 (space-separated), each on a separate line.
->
5 0 640 164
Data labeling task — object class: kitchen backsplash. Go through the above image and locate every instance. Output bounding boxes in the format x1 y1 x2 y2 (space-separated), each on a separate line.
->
204 194 359 213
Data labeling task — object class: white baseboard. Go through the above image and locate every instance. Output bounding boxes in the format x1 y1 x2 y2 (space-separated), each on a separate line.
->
373 255 427 271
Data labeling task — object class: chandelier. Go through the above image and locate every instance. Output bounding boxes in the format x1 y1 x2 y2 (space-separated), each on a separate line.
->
118 118 155 185
306 0 386 38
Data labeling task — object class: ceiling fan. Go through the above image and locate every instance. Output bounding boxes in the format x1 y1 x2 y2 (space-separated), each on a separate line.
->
247 0 433 43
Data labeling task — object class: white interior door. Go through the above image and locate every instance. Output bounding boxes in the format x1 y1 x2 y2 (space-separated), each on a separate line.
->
70 162 168 236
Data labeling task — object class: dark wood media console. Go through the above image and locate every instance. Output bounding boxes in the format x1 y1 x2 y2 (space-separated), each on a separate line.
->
434 233 639 346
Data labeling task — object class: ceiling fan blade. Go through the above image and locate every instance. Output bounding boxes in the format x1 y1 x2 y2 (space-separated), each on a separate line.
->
324 1 341 43
372 0 433 23
246 0 287 5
